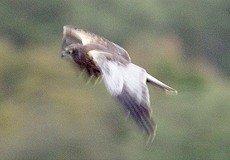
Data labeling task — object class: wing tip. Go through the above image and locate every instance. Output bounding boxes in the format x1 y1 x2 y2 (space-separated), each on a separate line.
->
63 25 78 35
63 25 76 29
63 25 70 35
145 124 157 144
164 88 178 95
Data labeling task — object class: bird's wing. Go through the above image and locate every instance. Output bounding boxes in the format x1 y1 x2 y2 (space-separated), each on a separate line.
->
147 73 178 94
62 26 82 50
63 25 131 62
88 50 156 141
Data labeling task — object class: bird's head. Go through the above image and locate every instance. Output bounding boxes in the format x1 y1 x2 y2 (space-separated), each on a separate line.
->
61 44 83 61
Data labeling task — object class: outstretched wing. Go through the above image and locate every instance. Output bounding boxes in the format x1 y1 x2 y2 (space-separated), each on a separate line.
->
63 25 131 62
88 50 156 141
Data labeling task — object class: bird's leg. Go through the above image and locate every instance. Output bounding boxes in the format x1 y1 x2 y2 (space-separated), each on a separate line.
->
86 75 94 85
98 75 103 84
78 69 85 78
93 76 101 86
99 76 103 84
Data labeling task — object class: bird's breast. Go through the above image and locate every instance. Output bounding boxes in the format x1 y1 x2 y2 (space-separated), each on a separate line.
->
73 54 101 77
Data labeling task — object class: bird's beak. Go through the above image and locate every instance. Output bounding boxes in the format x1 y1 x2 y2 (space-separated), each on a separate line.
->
61 51 73 62
61 51 68 58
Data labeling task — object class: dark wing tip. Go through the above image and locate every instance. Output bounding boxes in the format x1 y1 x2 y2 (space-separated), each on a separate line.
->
117 89 157 142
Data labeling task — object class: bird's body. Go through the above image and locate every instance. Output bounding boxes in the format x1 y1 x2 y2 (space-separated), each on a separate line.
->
61 25 177 142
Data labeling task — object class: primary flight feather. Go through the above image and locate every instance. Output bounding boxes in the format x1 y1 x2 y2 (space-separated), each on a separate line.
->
61 25 177 142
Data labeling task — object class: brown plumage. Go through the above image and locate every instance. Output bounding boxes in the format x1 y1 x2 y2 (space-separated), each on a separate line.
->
61 25 177 142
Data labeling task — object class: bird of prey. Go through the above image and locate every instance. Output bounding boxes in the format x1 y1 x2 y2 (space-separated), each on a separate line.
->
61 25 177 142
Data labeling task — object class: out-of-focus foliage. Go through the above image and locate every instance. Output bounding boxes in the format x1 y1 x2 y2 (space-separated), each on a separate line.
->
1 0 230 74
0 0 230 160
0 0 72 46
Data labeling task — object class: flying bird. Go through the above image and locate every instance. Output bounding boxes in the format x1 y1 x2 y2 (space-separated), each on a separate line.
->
61 25 177 142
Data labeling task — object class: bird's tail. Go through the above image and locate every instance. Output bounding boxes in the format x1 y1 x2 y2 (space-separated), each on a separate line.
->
146 73 177 95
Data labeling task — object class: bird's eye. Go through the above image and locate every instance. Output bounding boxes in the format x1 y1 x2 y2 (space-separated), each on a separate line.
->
68 49 73 54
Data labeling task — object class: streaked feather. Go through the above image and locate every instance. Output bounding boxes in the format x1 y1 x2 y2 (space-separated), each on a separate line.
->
63 25 131 62
89 50 156 139
61 25 177 142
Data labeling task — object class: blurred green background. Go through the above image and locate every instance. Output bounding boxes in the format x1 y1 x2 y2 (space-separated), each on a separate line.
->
0 0 230 159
